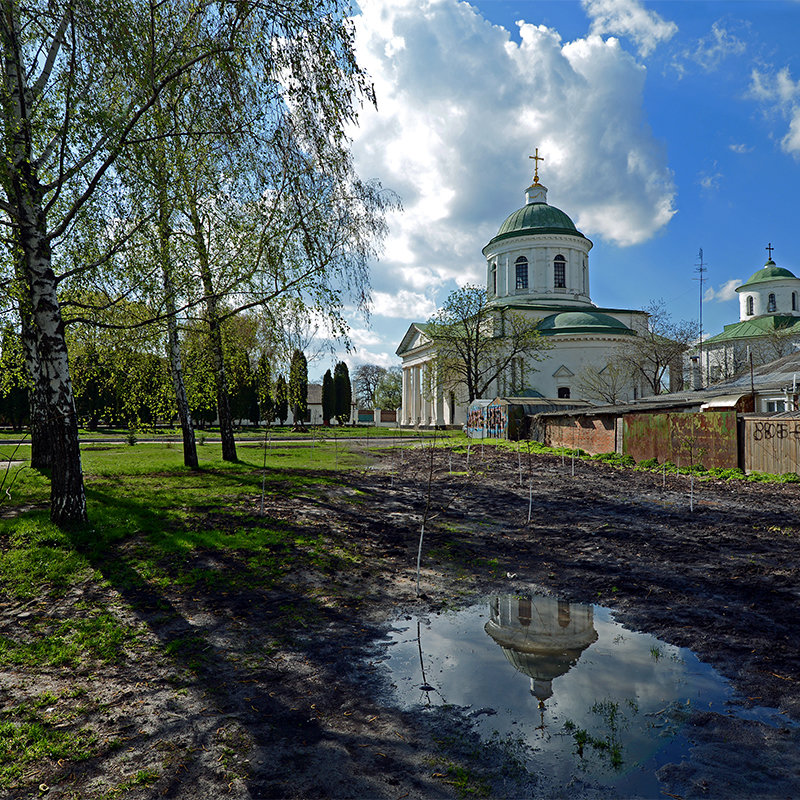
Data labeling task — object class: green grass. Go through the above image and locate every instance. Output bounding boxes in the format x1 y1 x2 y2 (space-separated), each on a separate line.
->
0 440 372 673
0 711 97 787
0 424 434 443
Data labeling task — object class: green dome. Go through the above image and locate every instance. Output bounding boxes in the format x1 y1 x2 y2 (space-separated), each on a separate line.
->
538 311 634 335
739 260 797 288
486 202 586 248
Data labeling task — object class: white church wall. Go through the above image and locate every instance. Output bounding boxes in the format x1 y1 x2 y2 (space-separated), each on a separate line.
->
738 278 800 320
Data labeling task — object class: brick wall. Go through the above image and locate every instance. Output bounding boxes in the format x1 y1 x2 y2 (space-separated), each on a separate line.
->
544 416 616 454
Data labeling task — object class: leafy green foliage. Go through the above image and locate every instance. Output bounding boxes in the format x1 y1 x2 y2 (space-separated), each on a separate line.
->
288 350 308 427
255 353 273 424
274 374 289 425
0 326 29 431
333 361 351 424
590 452 635 467
322 369 335 424
375 366 402 410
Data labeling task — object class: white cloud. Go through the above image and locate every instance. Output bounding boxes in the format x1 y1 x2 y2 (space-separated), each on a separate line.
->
698 162 723 192
582 0 677 57
370 289 437 320
345 349 397 369
749 66 800 156
346 327 383 348
729 143 752 154
350 0 677 327
673 20 746 75
704 279 743 303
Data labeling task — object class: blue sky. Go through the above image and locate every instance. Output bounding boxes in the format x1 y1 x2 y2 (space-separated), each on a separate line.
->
324 0 800 376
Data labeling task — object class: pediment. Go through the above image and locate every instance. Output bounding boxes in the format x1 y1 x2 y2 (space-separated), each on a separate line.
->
552 364 575 378
396 323 431 356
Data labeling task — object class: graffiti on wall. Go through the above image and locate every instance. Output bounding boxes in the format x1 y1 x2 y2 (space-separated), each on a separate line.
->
751 420 800 441
744 417 800 475
467 402 508 439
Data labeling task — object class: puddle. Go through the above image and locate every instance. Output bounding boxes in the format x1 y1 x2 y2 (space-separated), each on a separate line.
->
381 593 792 796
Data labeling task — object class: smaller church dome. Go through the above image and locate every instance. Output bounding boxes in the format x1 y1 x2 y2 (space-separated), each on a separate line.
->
738 259 798 288
538 311 634 335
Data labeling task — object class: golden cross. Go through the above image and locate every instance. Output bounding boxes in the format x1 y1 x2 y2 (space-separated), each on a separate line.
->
529 148 544 183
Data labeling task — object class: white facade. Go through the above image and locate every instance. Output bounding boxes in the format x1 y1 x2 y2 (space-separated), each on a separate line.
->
695 258 800 386
396 174 649 425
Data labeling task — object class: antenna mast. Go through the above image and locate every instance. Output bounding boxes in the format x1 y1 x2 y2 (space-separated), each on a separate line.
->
694 248 707 386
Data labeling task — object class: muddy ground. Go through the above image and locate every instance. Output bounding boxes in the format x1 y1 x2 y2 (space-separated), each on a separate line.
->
4 443 800 799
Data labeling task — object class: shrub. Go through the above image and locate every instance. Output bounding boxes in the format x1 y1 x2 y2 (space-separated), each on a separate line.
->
591 452 635 468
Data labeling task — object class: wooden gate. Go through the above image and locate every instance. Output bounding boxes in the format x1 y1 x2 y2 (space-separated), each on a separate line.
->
743 416 800 475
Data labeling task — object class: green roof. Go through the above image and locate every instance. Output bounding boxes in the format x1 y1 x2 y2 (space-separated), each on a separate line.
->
484 202 586 250
738 260 797 289
537 311 634 336
702 315 800 344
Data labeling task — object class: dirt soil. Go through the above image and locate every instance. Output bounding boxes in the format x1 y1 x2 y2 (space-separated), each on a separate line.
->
4 443 800 799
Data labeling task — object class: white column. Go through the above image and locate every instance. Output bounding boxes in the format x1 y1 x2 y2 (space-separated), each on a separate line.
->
402 367 410 425
412 365 421 425
421 363 431 425
435 384 445 427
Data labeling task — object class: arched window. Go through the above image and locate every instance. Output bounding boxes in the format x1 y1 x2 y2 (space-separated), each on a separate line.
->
490 263 497 295
515 256 528 290
793 292 797 312
768 293 776 312
557 386 570 399
554 255 566 288
746 296 754 316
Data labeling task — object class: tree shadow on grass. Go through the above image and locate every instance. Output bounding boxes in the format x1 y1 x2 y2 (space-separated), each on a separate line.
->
43 483 448 799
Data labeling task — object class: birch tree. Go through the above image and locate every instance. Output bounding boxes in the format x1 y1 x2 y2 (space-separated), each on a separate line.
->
0 0 387 522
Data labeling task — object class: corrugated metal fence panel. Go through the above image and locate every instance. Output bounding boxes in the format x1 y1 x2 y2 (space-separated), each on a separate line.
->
743 417 800 475
544 417 616 455
623 411 738 469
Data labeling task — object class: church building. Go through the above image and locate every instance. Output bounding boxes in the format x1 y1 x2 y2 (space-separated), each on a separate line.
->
396 156 648 426
696 249 800 386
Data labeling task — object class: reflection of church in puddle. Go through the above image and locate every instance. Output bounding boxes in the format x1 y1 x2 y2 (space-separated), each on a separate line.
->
485 595 597 703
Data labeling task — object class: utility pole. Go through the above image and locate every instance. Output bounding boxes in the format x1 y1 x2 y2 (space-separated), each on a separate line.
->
694 248 708 387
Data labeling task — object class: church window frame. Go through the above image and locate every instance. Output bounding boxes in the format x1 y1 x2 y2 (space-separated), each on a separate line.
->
793 292 797 312
554 255 566 288
746 296 754 316
557 386 570 399
767 293 776 312
490 263 497 296
515 256 528 290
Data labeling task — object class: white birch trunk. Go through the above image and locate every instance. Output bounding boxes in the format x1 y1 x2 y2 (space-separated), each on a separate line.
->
4 23 86 523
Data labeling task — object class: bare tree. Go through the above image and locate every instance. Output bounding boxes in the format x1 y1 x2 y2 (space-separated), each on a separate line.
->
576 361 637 405
618 300 697 396
353 364 386 407
425 285 550 403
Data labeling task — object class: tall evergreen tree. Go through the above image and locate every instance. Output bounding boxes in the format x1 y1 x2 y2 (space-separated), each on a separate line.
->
0 325 30 431
288 350 308 431
333 361 352 425
274 374 289 426
321 369 335 426
255 354 273 425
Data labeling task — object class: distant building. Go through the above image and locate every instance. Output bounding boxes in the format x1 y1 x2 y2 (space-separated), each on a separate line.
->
396 160 648 426
696 254 800 386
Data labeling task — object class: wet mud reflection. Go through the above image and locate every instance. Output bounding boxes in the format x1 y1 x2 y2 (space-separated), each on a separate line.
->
384 592 788 794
